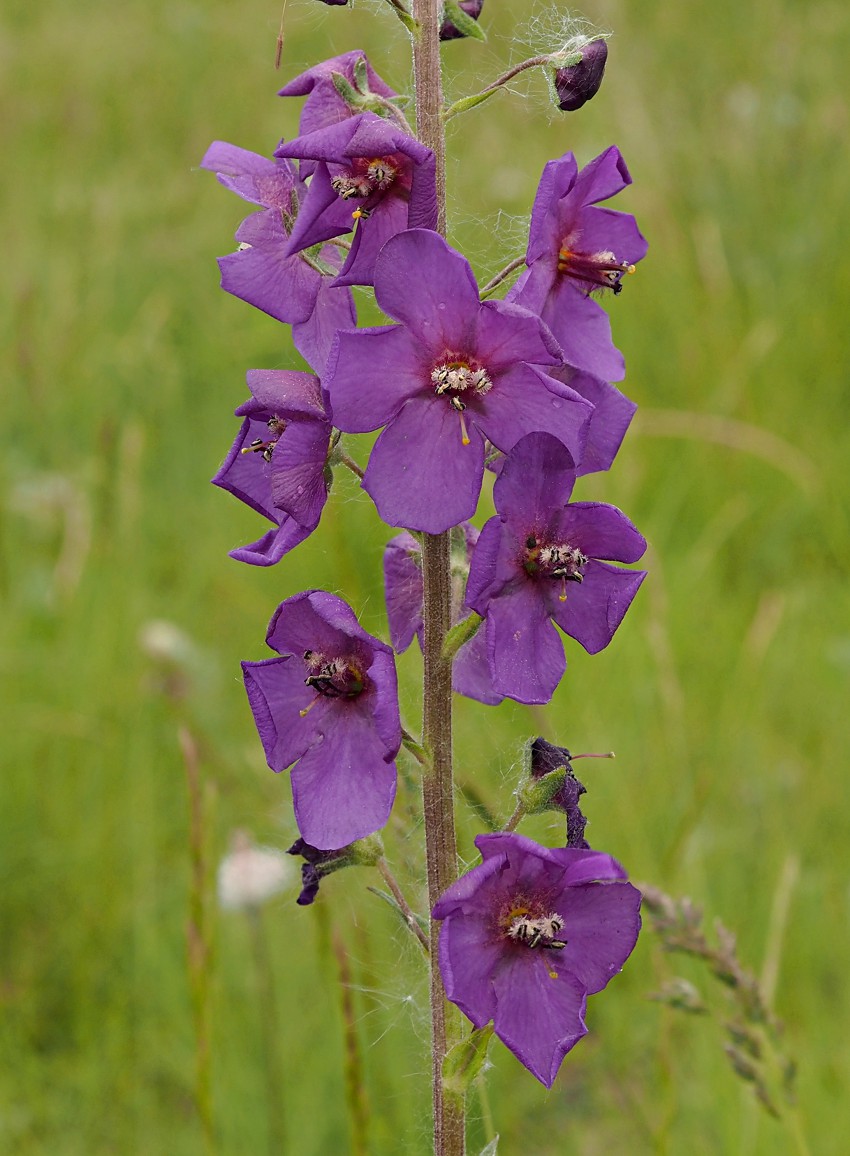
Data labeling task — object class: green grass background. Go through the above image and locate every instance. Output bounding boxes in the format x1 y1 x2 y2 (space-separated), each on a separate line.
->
2 0 849 1151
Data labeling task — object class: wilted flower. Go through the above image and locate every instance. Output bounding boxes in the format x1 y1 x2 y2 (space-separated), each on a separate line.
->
212 370 333 566
433 831 641 1086
552 38 608 111
218 831 293 910
465 432 647 703
326 229 593 533
242 591 401 850
510 146 647 382
276 113 437 287
528 738 589 848
287 834 382 905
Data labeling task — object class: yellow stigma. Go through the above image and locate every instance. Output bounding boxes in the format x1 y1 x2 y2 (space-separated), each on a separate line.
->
627 263 636 274
351 207 364 221
559 576 568 602
547 966 559 980
299 697 319 718
459 409 470 446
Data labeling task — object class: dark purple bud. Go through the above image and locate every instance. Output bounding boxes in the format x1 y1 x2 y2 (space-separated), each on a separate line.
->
287 834 382 905
529 738 590 849
553 38 608 111
316 0 348 6
440 0 484 41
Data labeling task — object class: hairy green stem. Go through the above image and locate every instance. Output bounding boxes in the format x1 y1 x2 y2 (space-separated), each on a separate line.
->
412 4 464 1150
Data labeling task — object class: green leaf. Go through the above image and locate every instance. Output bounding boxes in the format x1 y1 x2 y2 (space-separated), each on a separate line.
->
442 611 482 660
442 87 498 122
442 1025 494 1097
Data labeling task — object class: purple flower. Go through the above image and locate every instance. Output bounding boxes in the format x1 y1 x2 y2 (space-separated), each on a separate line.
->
440 0 484 40
326 229 594 533
384 526 503 705
529 738 589 848
465 432 647 704
243 592 401 849
212 370 332 566
509 147 648 382
275 114 437 288
278 52 396 141
553 38 608 111
200 141 355 342
433 831 641 1086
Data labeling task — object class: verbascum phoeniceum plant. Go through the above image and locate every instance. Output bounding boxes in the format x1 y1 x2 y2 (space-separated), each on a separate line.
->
203 6 650 1152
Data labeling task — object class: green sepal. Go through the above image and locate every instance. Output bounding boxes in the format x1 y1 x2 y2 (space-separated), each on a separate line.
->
377 0 419 35
443 87 498 122
442 1025 494 1098
516 765 569 814
349 834 384 867
331 71 368 112
352 54 369 95
442 611 482 660
442 0 487 41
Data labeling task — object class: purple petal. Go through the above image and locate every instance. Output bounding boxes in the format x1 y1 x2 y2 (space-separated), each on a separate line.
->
476 364 592 465
437 916 501 1028
554 881 642 995
213 414 280 521
474 299 561 370
383 533 424 652
362 397 485 533
487 585 566 705
373 230 480 348
547 559 647 654
527 153 579 264
244 370 325 418
553 501 647 563
537 277 626 383
292 272 357 377
491 432 577 530
333 195 409 288
326 326 427 433
284 163 354 257
291 714 397 850
432 852 508 919
218 211 320 325
571 145 632 206
270 416 331 527
453 622 504 705
241 655 328 769
229 517 315 568
492 953 588 1087
200 142 299 210
464 516 510 612
549 368 636 475
266 590 378 663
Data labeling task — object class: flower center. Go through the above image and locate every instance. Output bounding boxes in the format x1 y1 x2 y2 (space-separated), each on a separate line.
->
523 536 588 601
301 650 364 700
557 243 635 294
430 356 493 447
331 156 400 219
505 909 568 951
240 415 287 463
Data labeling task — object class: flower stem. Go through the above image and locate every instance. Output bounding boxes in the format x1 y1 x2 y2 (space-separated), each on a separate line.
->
412 4 464 1150
479 255 526 299
377 858 430 952
443 55 551 122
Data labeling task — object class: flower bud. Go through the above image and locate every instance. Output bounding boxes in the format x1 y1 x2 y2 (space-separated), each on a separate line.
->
553 37 608 112
440 0 484 41
287 834 383 905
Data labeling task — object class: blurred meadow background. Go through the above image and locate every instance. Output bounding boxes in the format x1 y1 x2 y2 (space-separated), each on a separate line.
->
2 0 849 1151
